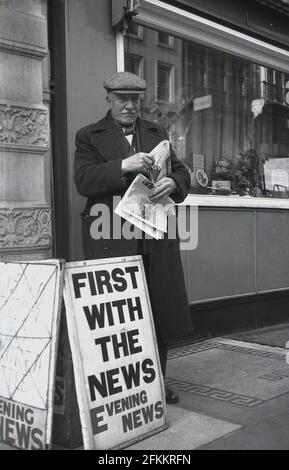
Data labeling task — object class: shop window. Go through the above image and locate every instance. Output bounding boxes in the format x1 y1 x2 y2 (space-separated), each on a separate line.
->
157 62 174 102
124 23 289 199
126 53 144 78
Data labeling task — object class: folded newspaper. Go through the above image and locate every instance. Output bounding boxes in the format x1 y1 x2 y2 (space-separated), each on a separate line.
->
114 140 176 239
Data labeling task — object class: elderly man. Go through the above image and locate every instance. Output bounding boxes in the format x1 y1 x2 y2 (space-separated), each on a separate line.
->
74 71 192 404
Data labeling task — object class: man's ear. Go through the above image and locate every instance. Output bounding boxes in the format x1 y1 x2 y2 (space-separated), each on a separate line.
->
106 94 112 105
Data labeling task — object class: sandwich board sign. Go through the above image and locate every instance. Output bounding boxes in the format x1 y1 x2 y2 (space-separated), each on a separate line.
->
64 255 167 450
0 260 63 450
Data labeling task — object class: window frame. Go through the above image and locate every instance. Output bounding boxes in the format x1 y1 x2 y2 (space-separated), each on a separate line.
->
156 60 175 103
116 0 289 209
156 31 175 48
126 53 144 78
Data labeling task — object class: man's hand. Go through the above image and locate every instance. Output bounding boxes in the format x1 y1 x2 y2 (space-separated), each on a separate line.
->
149 177 177 202
122 152 154 174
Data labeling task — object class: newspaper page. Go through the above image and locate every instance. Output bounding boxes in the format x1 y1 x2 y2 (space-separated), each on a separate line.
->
115 174 173 237
148 140 172 183
114 200 164 239
114 140 175 239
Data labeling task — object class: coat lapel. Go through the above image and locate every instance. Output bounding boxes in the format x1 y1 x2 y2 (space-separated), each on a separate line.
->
137 118 164 153
90 112 130 161
89 113 164 160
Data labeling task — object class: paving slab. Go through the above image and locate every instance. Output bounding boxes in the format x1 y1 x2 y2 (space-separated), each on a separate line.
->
167 338 289 406
3 333 289 451
228 322 289 348
199 409 289 450
128 405 240 450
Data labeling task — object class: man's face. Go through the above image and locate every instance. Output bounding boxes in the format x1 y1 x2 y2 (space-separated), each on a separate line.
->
107 92 141 127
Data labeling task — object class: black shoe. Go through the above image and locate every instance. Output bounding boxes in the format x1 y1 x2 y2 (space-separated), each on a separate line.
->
165 386 179 404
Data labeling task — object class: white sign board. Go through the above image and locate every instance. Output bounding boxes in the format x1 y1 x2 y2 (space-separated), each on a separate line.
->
264 158 289 191
0 260 63 450
194 95 212 111
64 256 167 450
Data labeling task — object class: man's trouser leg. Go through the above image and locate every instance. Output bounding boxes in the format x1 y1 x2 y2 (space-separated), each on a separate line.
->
141 252 168 377
154 321 168 378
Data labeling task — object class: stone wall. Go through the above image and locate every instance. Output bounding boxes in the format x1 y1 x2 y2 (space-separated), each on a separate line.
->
0 0 52 260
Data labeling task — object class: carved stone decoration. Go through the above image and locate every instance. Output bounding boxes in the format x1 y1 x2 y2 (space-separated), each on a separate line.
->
0 208 52 248
0 104 49 146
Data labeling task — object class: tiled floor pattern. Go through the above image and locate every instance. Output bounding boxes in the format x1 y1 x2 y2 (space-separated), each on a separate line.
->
167 339 288 406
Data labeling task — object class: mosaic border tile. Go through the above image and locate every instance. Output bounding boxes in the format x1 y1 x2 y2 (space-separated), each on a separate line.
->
168 341 286 362
166 378 264 407
259 372 289 382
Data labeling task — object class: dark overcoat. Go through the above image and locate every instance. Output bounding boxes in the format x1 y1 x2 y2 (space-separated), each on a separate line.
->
74 111 193 342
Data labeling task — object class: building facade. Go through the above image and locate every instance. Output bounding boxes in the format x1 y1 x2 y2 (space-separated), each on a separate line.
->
0 0 52 261
2 0 289 328
2 0 289 447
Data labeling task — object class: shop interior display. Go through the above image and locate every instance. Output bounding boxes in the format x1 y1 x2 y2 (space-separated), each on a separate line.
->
125 22 289 199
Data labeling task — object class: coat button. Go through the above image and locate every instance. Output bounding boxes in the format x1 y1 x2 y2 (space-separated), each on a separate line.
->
104 245 109 251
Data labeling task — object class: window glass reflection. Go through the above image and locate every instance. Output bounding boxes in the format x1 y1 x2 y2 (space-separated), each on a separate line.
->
125 23 289 198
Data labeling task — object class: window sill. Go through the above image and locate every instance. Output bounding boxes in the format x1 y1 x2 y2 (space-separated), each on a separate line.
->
156 42 174 49
178 194 289 209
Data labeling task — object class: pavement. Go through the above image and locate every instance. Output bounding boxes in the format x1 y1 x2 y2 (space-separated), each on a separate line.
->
2 322 289 451
130 322 289 450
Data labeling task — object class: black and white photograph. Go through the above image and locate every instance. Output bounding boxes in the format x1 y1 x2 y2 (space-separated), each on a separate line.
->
1 0 289 454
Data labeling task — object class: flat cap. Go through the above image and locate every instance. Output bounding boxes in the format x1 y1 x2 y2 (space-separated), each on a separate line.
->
103 71 146 94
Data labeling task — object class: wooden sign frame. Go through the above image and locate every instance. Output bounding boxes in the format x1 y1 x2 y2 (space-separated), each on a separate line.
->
0 260 64 450
64 255 167 450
